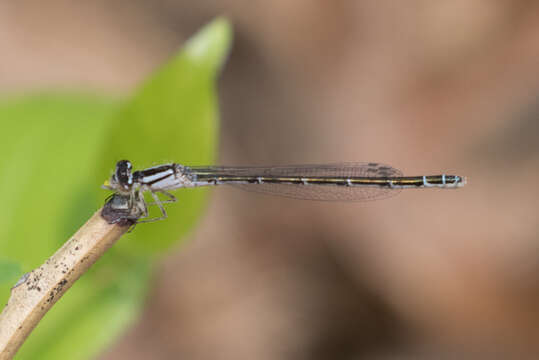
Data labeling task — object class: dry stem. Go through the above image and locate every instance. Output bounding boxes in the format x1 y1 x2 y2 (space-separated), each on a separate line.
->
0 198 137 360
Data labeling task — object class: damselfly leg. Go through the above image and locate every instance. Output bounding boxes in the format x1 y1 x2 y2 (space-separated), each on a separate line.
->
136 190 178 223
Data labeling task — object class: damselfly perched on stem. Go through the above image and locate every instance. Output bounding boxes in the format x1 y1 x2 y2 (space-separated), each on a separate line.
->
103 160 466 223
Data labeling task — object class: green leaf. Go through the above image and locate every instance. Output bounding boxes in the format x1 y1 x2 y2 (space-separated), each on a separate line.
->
98 17 231 254
0 16 230 360
0 94 119 269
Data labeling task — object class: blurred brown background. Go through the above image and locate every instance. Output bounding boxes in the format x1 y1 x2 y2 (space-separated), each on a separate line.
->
3 1 539 358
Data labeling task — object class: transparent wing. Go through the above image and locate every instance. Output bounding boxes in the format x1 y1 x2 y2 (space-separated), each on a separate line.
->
189 162 403 201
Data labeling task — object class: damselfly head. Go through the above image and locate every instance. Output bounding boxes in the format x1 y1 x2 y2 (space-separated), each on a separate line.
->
107 160 134 193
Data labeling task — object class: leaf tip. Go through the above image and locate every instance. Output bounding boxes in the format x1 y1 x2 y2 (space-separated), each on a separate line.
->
185 16 233 72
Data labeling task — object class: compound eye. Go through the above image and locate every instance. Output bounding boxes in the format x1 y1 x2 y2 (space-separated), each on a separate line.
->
115 160 134 190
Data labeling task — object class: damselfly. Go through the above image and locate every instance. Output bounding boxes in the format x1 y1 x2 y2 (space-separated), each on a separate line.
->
103 160 466 222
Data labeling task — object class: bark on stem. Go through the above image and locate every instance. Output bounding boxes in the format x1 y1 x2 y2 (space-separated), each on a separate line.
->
0 197 137 360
